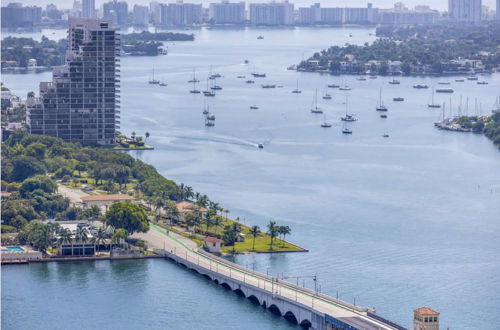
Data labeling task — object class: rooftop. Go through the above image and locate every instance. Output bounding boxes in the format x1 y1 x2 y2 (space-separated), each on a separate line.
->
204 237 222 243
414 307 439 316
176 201 208 213
81 194 135 202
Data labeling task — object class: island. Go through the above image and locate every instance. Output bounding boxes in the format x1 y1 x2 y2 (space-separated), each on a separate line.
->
295 24 500 76
1 132 305 262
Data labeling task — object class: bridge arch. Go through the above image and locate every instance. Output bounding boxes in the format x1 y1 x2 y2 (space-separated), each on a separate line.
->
213 279 219 285
268 304 282 316
247 295 260 305
220 282 232 290
299 319 312 329
283 311 298 324
233 288 246 298
201 274 212 281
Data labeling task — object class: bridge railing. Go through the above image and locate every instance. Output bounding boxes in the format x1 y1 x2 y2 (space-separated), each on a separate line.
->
197 249 374 314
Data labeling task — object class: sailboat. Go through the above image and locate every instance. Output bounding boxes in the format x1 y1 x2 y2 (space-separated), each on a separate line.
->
203 78 215 97
210 77 222 90
188 69 200 83
292 80 301 94
204 105 215 126
310 89 323 114
341 95 357 122
322 87 332 100
342 121 352 134
339 79 351 91
148 67 160 84
389 78 400 85
492 96 500 114
376 88 388 111
428 88 440 108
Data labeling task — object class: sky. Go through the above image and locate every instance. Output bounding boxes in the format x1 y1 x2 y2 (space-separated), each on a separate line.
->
6 0 499 12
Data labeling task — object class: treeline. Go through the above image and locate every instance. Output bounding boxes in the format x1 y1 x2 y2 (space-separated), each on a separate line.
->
121 31 194 42
298 24 500 75
457 113 500 148
1 36 67 67
1 133 182 231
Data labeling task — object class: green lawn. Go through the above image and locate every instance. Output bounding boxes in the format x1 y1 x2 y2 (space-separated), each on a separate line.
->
221 234 305 253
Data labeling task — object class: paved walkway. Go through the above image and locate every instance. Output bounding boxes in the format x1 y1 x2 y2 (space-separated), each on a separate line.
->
137 223 400 330
57 184 89 205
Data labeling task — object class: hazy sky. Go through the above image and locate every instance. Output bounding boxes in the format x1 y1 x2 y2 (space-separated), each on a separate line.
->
5 0 498 11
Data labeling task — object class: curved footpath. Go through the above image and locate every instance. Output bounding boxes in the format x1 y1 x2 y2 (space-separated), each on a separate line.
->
134 224 405 330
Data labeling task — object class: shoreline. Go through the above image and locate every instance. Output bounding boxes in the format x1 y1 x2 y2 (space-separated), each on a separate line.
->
1 254 163 265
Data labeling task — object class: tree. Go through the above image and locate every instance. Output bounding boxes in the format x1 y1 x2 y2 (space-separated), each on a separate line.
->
145 132 150 142
19 175 57 198
24 221 52 253
131 132 136 141
10 156 46 181
250 225 260 251
213 215 223 234
25 142 46 160
279 225 291 247
222 225 239 246
75 226 89 255
112 228 128 249
105 202 149 234
27 91 35 98
267 220 279 251
92 227 106 253
185 211 201 232
58 228 73 255
84 205 101 223
75 163 87 176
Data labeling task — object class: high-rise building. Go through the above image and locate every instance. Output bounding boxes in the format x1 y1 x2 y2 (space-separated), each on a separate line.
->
1 3 42 28
249 1 294 25
45 4 62 20
448 0 482 23
149 1 162 25
133 5 149 26
82 0 95 18
298 3 377 25
209 1 245 24
158 2 202 27
27 18 119 146
103 1 128 27
497 0 500 20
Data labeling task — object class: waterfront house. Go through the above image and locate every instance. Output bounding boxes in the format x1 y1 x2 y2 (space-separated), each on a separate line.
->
203 237 222 253
56 221 105 256
176 201 208 221
80 194 136 211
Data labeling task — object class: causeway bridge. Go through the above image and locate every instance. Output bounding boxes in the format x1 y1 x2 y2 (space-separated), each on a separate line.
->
148 224 407 330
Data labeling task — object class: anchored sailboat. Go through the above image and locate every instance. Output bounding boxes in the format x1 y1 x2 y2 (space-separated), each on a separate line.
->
292 80 301 94
310 89 323 114
148 67 160 84
341 95 357 122
376 88 388 111
428 88 440 108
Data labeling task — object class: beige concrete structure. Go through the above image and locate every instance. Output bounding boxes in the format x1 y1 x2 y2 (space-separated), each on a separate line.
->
80 194 135 211
413 307 439 330
1 246 43 261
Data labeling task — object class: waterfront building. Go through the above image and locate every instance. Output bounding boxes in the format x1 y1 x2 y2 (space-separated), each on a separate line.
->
448 0 482 23
209 1 246 24
81 194 135 211
298 3 376 25
203 237 222 253
133 5 149 26
27 18 119 146
57 222 98 256
497 0 500 20
1 3 42 29
176 201 208 221
158 1 202 27
149 1 162 25
45 4 62 20
82 0 96 18
103 1 128 27
249 1 294 25
413 307 439 330
378 4 439 25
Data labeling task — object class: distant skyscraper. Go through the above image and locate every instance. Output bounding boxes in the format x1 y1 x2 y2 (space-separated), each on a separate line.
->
27 18 119 146
149 1 162 25
298 3 377 25
82 0 95 18
103 1 128 27
158 2 202 27
448 0 482 23
1 3 42 28
209 1 245 24
133 5 149 26
497 0 500 20
249 1 294 25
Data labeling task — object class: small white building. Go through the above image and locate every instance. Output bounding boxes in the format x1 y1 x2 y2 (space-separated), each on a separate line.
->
203 237 222 253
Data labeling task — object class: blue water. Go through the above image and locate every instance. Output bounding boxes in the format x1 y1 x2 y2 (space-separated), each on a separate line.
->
2 27 500 330
1 246 24 252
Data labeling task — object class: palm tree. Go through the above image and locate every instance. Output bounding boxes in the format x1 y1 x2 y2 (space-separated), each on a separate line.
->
92 228 106 254
75 226 89 256
184 186 194 200
267 221 278 251
58 228 73 256
145 131 150 142
213 216 222 235
250 225 260 251
280 225 291 247
112 228 128 250
131 131 136 141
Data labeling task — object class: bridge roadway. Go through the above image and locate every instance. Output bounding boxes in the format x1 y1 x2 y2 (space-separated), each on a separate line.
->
137 224 407 330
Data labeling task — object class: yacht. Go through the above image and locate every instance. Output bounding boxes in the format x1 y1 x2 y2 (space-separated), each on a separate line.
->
188 69 200 83
438 82 450 85
203 91 215 97
467 75 478 81
250 105 259 110
436 88 454 93
477 81 488 85
356 77 367 81
252 73 266 78
393 97 404 102
310 89 323 114
321 121 332 128
257 35 264 40
455 79 465 82
261 84 276 89
341 95 357 121
245 80 255 84
148 67 160 84
237 75 246 78
428 88 441 108
413 84 429 89
389 78 400 85
328 83 340 88
322 89 332 100
342 124 352 134
376 88 388 111
205 119 215 127
292 80 301 94
159 82 167 86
